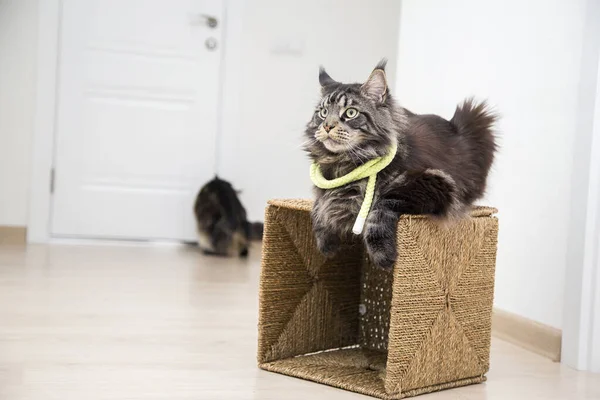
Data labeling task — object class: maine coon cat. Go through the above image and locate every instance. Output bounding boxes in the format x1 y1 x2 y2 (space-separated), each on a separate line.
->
194 176 263 257
304 60 497 269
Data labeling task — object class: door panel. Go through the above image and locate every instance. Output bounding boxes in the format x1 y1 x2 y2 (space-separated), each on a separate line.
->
52 0 223 240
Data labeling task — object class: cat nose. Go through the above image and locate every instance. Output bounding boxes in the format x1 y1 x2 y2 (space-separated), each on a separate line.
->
323 123 334 132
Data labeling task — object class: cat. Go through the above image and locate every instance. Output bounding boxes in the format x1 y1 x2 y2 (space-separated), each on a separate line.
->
304 60 497 269
193 176 263 257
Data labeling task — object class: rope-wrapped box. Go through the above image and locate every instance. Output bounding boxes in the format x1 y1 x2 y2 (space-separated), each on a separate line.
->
258 199 499 399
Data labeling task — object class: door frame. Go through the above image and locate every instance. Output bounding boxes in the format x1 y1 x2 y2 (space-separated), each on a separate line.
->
28 0 243 243
27 0 61 243
562 64 600 372
561 0 600 373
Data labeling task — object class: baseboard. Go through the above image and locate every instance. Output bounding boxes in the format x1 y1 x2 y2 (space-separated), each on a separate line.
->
0 226 27 245
492 308 562 362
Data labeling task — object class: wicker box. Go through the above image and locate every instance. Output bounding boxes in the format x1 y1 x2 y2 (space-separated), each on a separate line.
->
257 199 499 399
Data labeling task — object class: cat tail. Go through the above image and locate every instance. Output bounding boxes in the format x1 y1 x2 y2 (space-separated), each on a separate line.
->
245 221 264 241
450 98 498 151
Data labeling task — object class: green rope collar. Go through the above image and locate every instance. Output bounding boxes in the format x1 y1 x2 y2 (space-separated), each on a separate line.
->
310 143 398 234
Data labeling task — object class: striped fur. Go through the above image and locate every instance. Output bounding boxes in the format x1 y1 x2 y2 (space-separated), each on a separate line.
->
304 60 497 269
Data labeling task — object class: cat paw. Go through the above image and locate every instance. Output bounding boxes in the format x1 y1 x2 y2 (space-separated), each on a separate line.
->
370 249 397 270
365 235 398 270
315 233 341 257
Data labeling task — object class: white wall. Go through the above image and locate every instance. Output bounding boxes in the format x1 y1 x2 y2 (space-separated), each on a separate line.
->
395 0 588 329
219 0 402 221
0 0 38 227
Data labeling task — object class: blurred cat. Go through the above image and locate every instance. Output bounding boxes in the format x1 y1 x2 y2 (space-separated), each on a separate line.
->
194 176 263 257
304 60 497 269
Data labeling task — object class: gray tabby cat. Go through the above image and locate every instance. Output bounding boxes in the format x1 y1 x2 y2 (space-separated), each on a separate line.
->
304 60 497 269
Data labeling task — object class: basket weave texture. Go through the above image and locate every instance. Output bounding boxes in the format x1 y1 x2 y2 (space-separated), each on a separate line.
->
258 199 499 399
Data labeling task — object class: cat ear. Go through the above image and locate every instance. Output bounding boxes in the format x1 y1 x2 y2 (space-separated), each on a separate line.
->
319 66 337 88
361 61 388 102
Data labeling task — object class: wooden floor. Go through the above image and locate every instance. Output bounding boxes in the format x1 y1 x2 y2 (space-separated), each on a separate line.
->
0 243 598 400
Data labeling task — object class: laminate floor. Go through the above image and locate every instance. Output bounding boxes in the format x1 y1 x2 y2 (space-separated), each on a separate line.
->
0 243 598 400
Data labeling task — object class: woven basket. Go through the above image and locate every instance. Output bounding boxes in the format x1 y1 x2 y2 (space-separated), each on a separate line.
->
258 199 498 399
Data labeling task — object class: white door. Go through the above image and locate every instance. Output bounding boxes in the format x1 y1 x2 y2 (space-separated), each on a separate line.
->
51 0 223 241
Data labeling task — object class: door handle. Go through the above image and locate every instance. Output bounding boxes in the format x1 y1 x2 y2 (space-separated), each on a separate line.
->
189 13 218 28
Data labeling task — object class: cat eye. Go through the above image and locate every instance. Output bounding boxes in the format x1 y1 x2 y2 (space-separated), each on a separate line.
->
344 108 359 119
318 108 328 119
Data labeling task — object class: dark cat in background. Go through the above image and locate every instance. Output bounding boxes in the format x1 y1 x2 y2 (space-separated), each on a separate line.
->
304 60 497 269
194 177 263 257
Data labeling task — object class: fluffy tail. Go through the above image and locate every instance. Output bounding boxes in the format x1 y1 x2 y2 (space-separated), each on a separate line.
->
451 98 497 162
450 98 498 143
450 99 498 202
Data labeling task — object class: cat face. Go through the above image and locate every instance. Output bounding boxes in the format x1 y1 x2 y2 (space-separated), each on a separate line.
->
305 60 399 163
313 90 366 153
